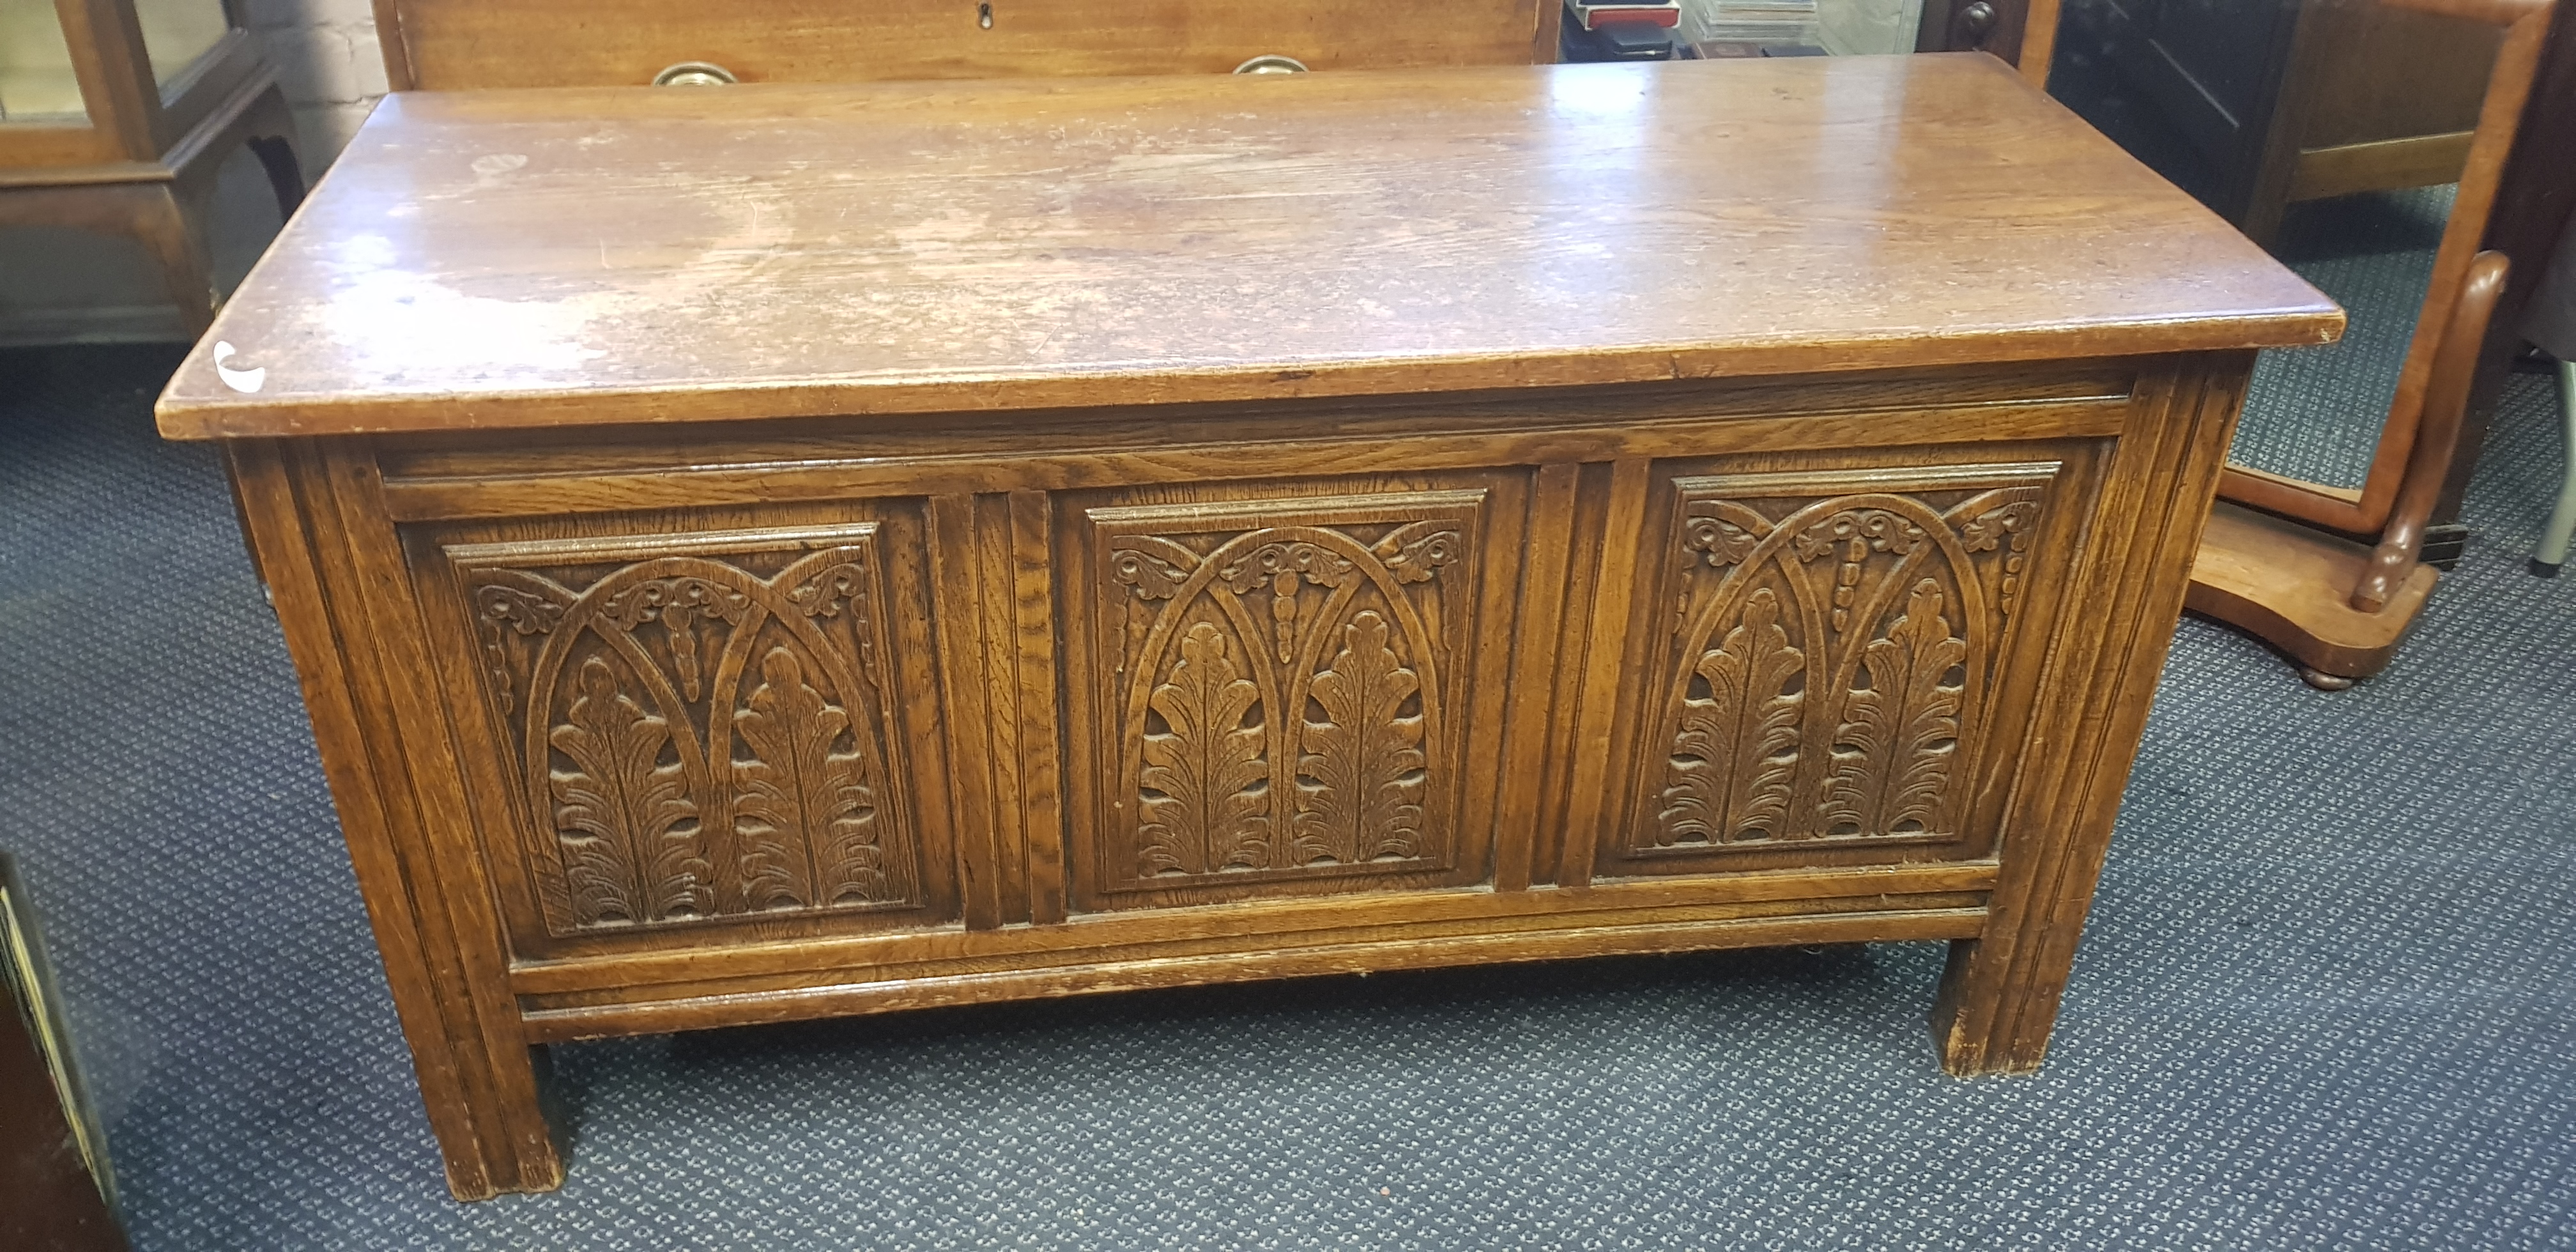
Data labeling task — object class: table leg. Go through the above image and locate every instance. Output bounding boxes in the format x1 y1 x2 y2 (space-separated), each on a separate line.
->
224 441 567 1198
1932 354 2257 1074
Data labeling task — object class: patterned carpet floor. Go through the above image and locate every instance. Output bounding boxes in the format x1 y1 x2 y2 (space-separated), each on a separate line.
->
1 192 2572 1248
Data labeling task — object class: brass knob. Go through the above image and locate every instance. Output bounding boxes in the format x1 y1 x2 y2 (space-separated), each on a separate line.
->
1233 55 1310 75
1959 1 1997 39
652 61 738 86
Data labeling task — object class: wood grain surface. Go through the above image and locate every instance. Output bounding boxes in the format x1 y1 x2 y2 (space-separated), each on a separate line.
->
177 52 2336 1196
156 56 2338 439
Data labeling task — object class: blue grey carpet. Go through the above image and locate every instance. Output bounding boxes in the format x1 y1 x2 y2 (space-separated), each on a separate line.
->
2233 186 2457 487
3 198 2573 1248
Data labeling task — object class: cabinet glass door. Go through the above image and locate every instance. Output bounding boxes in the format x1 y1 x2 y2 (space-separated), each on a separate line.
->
139 0 234 89
0 0 87 123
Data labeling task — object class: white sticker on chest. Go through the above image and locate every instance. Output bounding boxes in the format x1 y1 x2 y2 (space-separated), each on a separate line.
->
213 342 266 394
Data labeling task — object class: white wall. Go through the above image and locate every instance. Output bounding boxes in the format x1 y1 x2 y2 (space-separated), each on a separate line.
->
0 5 392 345
240 0 391 161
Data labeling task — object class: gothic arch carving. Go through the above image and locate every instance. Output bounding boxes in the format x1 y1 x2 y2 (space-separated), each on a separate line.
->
1637 467 2055 855
454 531 925 934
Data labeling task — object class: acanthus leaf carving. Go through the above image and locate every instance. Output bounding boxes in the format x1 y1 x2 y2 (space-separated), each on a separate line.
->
547 654 709 926
1640 475 2050 858
732 646 887 911
464 534 926 935
1816 579 1965 837
1096 503 1475 894
1137 621 1273 876
1293 610 1427 866
1656 586 1804 845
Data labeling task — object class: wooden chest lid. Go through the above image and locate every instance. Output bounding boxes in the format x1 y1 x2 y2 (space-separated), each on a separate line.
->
157 56 2342 440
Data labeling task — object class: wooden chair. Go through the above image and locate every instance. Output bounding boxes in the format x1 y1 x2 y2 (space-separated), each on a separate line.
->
2185 0 2557 689
1 1 305 337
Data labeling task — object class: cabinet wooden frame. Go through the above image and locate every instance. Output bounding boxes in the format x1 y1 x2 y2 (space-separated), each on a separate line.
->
0 5 303 336
0 3 264 169
227 351 2251 1198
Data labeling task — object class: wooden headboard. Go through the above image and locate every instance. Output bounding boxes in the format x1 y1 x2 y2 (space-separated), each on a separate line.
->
370 0 1561 91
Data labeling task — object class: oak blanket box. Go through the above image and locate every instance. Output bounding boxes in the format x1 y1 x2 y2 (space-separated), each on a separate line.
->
155 55 2340 1198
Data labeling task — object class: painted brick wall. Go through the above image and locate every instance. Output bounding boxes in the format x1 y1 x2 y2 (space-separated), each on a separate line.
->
241 0 392 163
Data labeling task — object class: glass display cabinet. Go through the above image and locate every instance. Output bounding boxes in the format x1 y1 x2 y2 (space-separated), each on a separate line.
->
0 0 303 333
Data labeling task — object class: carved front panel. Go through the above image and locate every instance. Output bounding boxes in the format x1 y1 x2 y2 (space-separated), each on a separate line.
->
442 524 935 936
1618 463 2062 867
1073 489 1491 904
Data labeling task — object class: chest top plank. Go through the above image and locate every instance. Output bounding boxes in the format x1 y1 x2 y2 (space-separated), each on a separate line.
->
156 55 2340 440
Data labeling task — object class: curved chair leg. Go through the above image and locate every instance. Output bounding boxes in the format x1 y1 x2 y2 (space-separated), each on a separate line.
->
241 83 307 220
2353 252 2510 612
2532 359 2576 577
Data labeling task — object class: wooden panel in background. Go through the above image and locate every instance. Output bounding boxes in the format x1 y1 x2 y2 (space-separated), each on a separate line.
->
380 0 1549 90
2294 1 2499 151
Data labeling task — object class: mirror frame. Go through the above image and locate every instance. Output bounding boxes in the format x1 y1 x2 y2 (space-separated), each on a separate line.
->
2220 0 2557 535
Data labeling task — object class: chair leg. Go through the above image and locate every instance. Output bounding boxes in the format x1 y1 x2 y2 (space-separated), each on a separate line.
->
242 84 307 220
2532 360 2576 577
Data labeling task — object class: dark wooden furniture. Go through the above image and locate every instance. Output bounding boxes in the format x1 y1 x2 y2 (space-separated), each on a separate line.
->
2182 0 2553 687
2050 0 2506 245
0 0 303 336
0 855 126 1252
156 56 2338 1200
1920 0 2062 82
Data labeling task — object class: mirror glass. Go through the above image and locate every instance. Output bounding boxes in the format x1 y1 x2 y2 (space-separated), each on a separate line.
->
2238 186 2455 487
0 0 87 123
2044 0 2504 491
139 0 236 89
1818 0 1926 54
